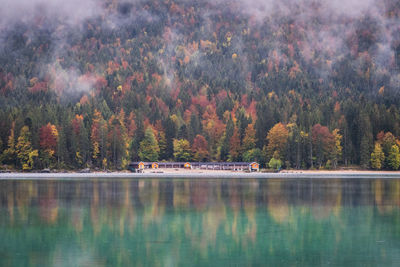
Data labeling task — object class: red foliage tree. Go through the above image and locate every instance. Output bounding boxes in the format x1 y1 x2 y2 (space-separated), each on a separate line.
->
29 81 48 93
127 112 137 138
312 124 335 168
229 128 241 161
192 134 209 161
71 115 84 135
39 123 59 157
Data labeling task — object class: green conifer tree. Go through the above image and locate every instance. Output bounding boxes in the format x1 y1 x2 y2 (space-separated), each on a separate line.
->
2 122 17 166
138 127 160 162
158 132 167 160
360 135 372 168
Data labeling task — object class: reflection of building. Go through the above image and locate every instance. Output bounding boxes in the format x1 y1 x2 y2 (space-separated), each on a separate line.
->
127 162 260 172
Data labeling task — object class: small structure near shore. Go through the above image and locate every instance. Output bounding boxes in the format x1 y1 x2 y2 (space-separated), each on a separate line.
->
151 162 159 169
128 162 260 172
250 162 260 172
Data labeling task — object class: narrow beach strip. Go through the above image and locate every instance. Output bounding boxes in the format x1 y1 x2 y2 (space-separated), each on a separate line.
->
1 171 400 180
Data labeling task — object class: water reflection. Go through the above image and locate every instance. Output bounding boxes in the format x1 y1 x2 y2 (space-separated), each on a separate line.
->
1 178 400 266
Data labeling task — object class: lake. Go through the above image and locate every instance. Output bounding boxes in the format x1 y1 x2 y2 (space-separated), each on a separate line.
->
1 178 400 266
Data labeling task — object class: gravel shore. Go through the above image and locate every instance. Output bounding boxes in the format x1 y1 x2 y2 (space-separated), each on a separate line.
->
1 169 400 179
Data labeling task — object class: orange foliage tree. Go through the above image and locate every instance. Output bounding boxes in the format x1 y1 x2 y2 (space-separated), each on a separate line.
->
242 124 256 152
39 123 59 166
229 127 241 162
312 124 335 168
91 110 108 167
265 123 289 160
192 134 209 162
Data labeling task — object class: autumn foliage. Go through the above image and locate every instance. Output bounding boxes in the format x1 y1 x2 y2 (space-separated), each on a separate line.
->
1 0 400 171
39 123 59 157
192 135 209 161
265 123 289 160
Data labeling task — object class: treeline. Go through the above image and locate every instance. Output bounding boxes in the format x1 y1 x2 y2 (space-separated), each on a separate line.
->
1 103 399 170
1 0 400 170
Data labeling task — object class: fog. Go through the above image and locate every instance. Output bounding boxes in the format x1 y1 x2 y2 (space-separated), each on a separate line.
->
0 0 398 97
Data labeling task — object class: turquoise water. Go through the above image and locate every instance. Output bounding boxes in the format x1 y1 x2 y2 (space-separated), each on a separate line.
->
1 178 400 266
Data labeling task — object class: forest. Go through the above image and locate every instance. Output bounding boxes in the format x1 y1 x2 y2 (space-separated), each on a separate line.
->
0 0 400 170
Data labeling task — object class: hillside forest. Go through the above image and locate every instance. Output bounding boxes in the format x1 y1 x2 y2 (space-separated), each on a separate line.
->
1 0 400 170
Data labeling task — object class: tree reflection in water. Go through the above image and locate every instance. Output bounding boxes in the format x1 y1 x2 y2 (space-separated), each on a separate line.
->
0 178 400 266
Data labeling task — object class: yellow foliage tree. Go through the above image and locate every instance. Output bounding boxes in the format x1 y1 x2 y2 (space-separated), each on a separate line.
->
331 129 342 169
371 143 385 170
3 122 16 165
265 123 289 160
242 124 256 152
91 109 103 160
173 139 191 161
16 126 38 170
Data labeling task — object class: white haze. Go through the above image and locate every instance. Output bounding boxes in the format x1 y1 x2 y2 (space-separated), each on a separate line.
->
0 0 102 27
0 0 398 95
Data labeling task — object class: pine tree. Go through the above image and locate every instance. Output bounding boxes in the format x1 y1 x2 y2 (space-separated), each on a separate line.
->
138 127 160 162
131 114 145 161
243 148 263 163
360 135 372 168
254 100 274 148
189 114 201 143
219 116 234 161
57 126 68 169
164 116 177 160
158 131 168 160
178 124 188 140
0 137 3 157
358 110 372 167
71 115 90 168
117 109 130 169
286 122 300 169
2 122 17 166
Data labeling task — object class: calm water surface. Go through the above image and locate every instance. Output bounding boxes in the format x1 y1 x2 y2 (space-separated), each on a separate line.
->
1 178 400 266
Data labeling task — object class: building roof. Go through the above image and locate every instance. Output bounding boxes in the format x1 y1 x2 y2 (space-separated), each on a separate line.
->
129 161 255 165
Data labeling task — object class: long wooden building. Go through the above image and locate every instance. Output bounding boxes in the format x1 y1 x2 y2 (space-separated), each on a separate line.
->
128 162 259 172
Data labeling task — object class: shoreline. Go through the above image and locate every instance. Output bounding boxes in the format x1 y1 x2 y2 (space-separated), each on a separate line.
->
1 169 400 179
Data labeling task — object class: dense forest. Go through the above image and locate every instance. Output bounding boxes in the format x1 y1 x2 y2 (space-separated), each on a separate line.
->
0 0 400 170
